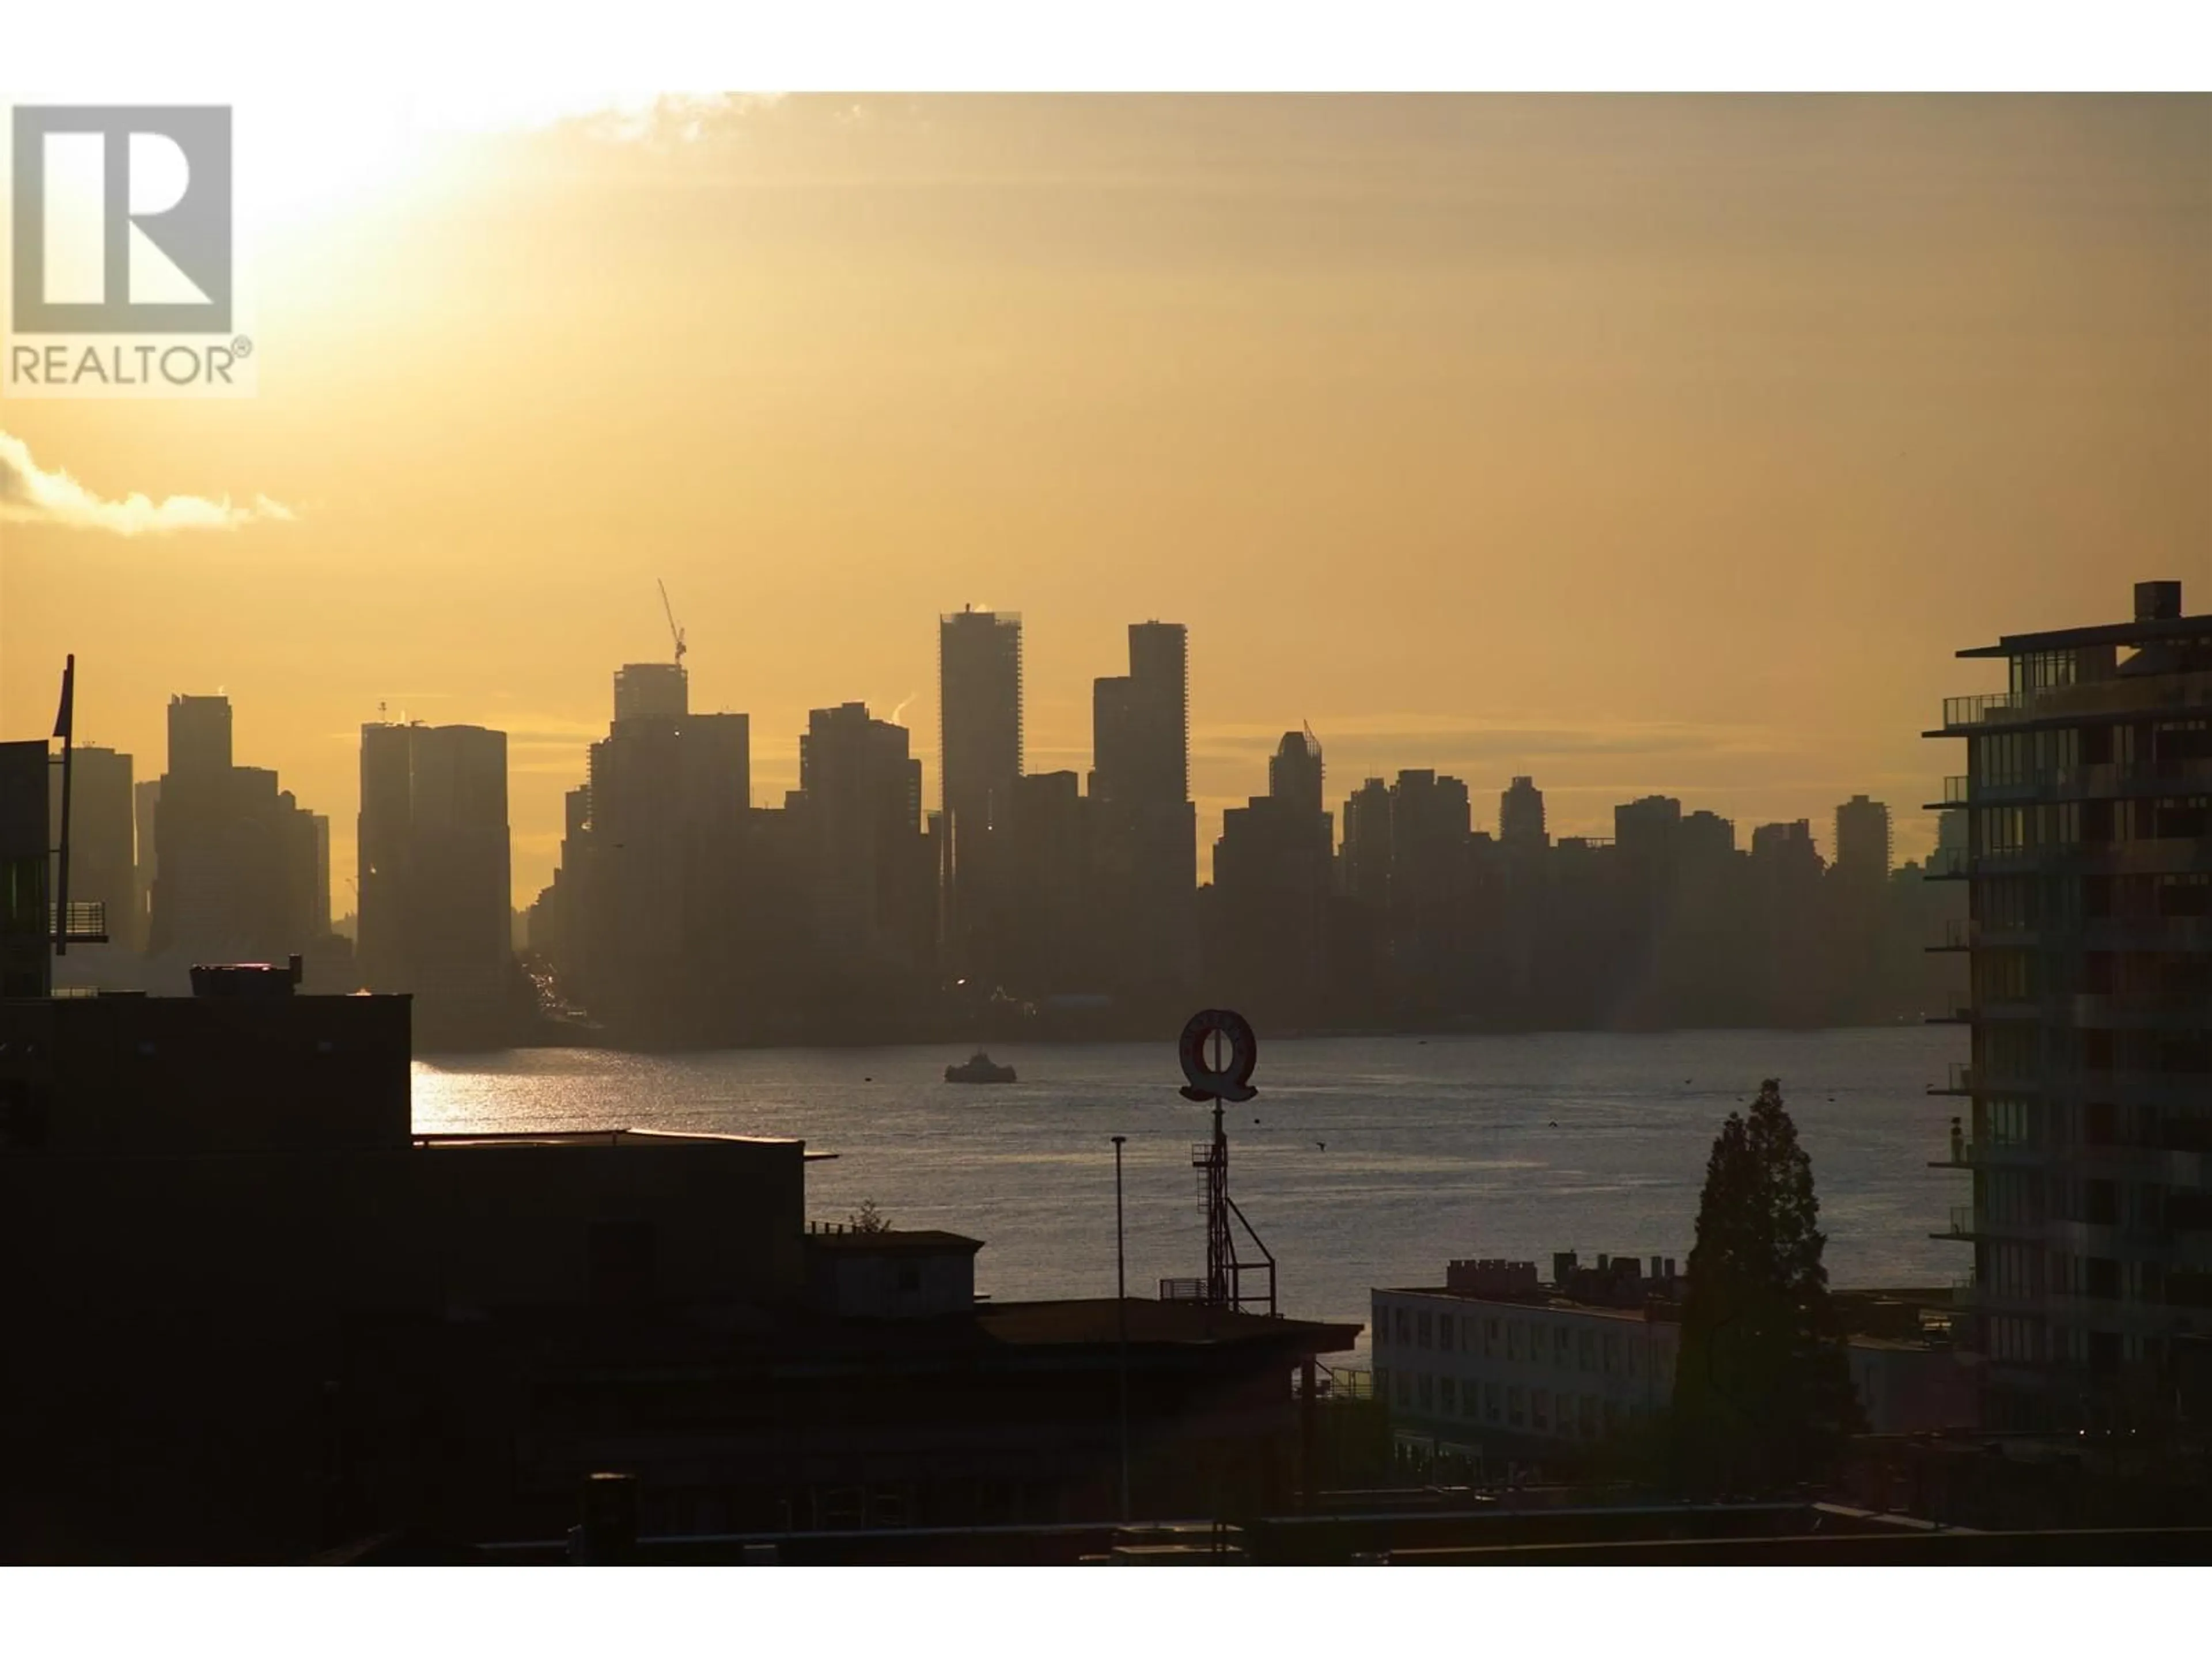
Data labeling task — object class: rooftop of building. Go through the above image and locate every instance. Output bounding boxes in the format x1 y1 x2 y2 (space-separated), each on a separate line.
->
1380 1285 1665 1321
804 1226 985 1254
1957 579 2212 658
975 1298 1358 1351
412 1128 820 1157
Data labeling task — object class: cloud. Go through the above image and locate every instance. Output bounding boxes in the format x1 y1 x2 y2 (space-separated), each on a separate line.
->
0 430 294 536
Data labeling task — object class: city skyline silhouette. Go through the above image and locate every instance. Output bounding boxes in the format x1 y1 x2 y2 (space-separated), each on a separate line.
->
6 95 2206 910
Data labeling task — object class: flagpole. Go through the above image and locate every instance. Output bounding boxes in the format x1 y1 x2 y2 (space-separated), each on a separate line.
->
52 654 75 960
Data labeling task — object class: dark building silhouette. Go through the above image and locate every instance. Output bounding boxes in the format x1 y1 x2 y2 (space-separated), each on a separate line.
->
1088 622 1196 1012
64 745 138 956
0 740 52 998
796 702 933 982
1002 769 1097 997
358 722 514 1046
939 608 1022 982
1092 621 1188 806
554 666 751 1043
1926 579 2212 1433
1500 775 1548 853
1835 794 1894 891
613 661 688 724
143 695 329 983
1208 731 1333 1023
132 777 159 956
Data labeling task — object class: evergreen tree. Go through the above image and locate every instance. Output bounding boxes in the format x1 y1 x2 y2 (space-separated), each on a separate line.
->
1669 1078 1862 1495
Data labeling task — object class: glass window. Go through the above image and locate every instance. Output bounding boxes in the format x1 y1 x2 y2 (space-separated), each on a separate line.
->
1555 1327 1571 1365
1416 1310 1431 1349
1418 1373 1433 1411
1439 1377 1456 1414
1508 1322 1522 1361
1507 1386 1525 1427
1531 1388 1549 1431
1604 1333 1620 1374
1578 1329 1596 1372
1485 1382 1501 1424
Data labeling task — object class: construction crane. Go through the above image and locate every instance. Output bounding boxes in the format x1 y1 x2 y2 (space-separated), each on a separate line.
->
658 579 687 667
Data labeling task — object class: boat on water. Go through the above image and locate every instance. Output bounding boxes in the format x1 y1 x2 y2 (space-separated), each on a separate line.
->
945 1051 1017 1084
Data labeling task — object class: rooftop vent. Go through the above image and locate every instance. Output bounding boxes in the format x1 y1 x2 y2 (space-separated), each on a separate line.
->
190 955 303 999
2136 581 2183 623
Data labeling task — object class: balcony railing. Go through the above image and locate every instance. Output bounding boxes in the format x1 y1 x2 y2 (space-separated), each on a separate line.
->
1928 1063 1974 1096
1940 692 2026 729
1941 775 1972 805
1931 1137 1974 1168
1936 1206 1976 1240
1924 846 1969 880
44 899 108 944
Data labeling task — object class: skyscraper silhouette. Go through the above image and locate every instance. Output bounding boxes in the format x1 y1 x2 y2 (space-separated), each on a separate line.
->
358 721 513 1040
798 702 931 975
1834 794 1893 890
1089 622 1195 1003
1500 775 1548 853
67 745 139 955
146 695 323 975
939 608 1023 979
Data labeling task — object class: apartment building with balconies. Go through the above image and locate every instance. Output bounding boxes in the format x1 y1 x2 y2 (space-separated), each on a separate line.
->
1926 579 2212 1430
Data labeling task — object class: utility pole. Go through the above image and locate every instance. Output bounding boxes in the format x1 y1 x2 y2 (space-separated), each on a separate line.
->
1113 1133 1130 1523
52 654 75 960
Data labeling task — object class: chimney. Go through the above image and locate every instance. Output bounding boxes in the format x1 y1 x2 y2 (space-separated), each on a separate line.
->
2136 581 2183 623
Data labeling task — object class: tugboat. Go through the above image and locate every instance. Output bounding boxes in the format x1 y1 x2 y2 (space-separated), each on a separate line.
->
945 1051 1017 1084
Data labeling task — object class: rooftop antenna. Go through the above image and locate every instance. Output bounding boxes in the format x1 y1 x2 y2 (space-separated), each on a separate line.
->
1173 1008 1275 1317
52 655 74 960
658 579 687 668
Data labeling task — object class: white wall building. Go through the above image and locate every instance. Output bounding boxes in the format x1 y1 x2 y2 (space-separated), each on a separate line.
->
1374 1253 1978 1461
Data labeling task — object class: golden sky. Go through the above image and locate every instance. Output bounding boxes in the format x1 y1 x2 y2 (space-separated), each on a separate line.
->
3 94 2208 910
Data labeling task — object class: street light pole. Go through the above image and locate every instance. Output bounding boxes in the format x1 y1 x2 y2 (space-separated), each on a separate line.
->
1112 1133 1130 1523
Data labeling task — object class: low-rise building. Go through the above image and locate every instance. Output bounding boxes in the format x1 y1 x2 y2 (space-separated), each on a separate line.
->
1374 1251 1977 1470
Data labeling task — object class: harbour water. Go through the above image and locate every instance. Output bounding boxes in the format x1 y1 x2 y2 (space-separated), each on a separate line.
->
414 1024 1968 1361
